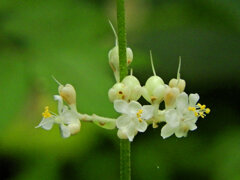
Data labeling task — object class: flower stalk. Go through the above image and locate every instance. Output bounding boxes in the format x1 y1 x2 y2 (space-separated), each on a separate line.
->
117 0 131 179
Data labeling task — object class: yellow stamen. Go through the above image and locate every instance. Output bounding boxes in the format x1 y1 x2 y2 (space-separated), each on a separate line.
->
188 107 196 111
190 102 210 118
206 108 210 114
137 109 143 118
136 109 143 122
194 112 198 117
200 104 206 110
199 112 205 118
42 106 51 118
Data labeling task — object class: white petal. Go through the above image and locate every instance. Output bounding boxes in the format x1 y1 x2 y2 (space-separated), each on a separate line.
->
126 123 136 141
54 95 62 101
165 109 180 128
176 92 188 112
114 100 128 114
175 128 188 138
128 101 142 116
35 117 54 130
62 110 79 124
54 95 64 114
141 105 155 120
116 115 131 128
189 123 197 131
189 93 200 107
184 112 198 123
60 124 71 138
136 120 148 132
161 124 175 139
185 120 197 131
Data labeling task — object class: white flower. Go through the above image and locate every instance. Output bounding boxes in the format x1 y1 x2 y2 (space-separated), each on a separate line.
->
36 95 80 138
161 92 208 139
114 100 155 141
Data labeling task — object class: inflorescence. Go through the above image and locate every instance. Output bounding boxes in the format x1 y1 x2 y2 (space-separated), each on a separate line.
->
36 23 210 141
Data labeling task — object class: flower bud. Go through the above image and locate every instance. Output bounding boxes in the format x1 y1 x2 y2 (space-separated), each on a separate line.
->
108 46 119 71
108 46 133 82
122 75 142 101
108 75 142 102
58 84 76 105
164 86 180 109
145 76 164 91
169 79 186 93
108 83 130 102
142 76 166 104
169 56 186 92
68 122 81 135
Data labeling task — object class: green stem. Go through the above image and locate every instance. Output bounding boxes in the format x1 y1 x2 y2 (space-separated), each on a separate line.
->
117 0 128 80
120 139 131 180
117 0 131 180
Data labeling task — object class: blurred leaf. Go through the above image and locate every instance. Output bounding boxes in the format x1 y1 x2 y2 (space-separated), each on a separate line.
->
0 55 29 132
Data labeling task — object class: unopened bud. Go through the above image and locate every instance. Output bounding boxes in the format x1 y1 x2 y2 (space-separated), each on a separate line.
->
108 75 142 102
145 76 164 91
108 46 119 72
108 83 130 102
108 46 133 82
142 76 166 104
122 75 142 101
58 84 76 105
164 86 180 109
169 79 186 93
169 56 186 92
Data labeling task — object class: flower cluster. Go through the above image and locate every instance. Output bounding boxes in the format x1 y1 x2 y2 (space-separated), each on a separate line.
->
36 84 81 138
36 23 210 141
108 52 210 141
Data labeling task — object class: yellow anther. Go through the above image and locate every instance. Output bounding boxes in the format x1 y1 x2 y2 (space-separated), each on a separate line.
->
197 103 201 107
136 109 143 118
200 104 206 110
42 106 51 118
199 112 205 118
194 112 198 117
188 107 196 111
136 109 143 122
206 108 210 114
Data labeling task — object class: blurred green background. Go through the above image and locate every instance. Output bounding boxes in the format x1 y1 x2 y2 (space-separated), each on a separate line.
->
0 0 240 179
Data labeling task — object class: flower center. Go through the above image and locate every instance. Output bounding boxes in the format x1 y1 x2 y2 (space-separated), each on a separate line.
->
188 103 210 118
42 106 51 118
136 109 143 122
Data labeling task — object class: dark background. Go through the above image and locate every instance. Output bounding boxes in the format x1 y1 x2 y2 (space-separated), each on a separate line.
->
0 0 240 179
